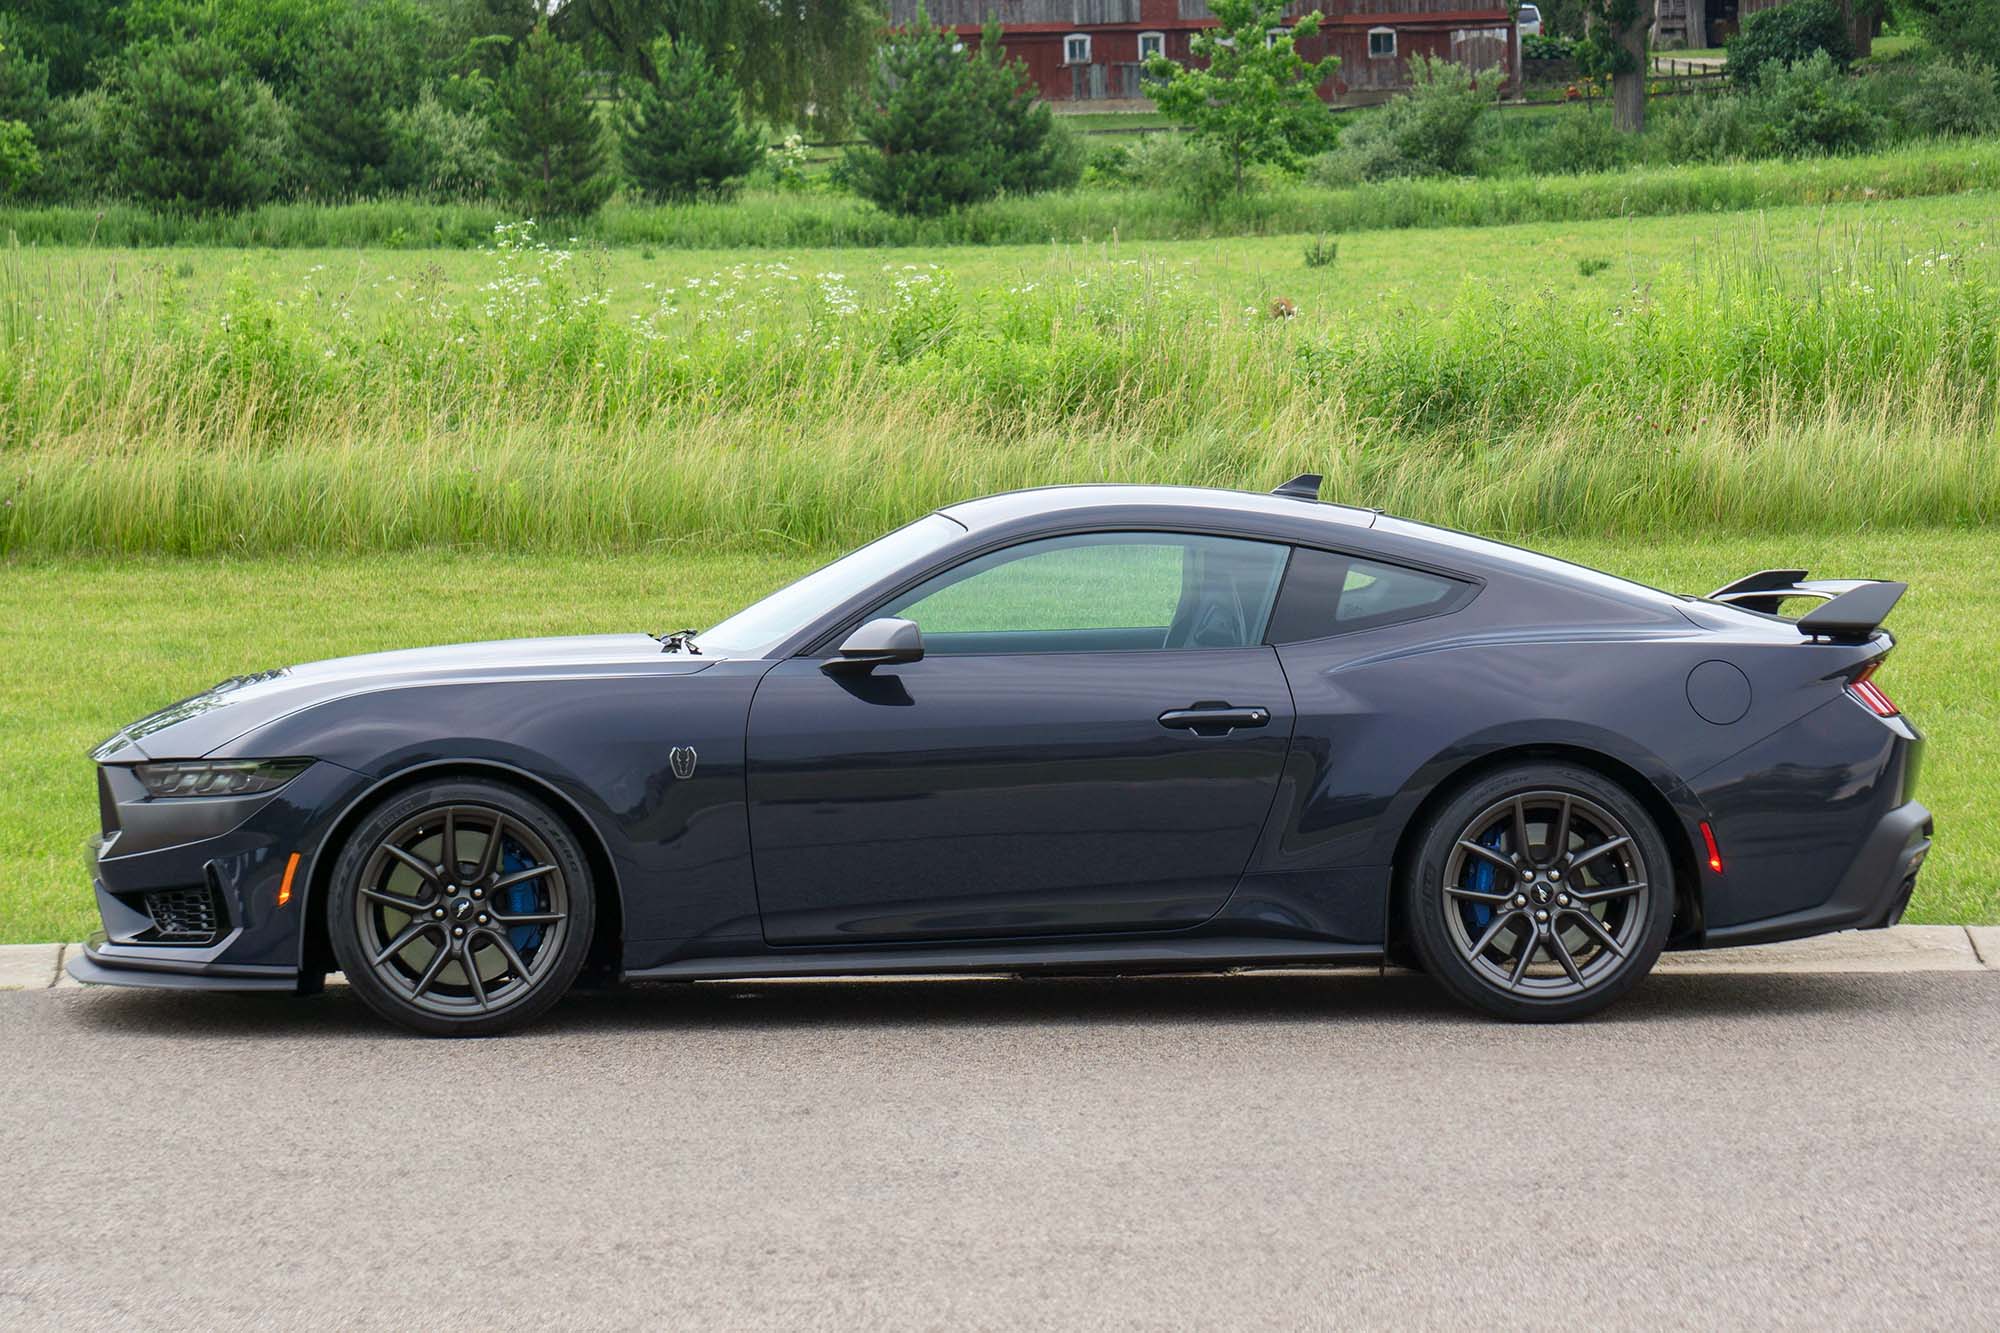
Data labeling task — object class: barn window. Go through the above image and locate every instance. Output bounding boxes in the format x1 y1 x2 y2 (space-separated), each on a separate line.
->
1138 31 1165 61
1368 27 1396 58
1064 33 1091 64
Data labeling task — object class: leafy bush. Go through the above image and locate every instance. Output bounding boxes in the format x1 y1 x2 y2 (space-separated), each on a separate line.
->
1329 56 1505 181
1522 35 1577 61
619 39 761 203
1541 109 1629 173
0 119 40 197
30 90 113 202
1083 140 1134 186
493 24 613 218
1728 0 1852 86
290 3 434 196
1753 52 1881 157
105 38 294 210
1897 57 2000 138
1898 0 2000 68
386 88 501 199
845 19 1073 216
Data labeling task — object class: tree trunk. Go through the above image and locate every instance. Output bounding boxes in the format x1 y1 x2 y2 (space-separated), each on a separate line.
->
1612 0 1656 134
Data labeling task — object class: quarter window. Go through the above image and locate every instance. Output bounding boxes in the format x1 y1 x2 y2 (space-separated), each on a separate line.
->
1264 548 1469 643
1138 31 1166 61
1065 33 1091 64
879 532 1290 656
1368 27 1396 58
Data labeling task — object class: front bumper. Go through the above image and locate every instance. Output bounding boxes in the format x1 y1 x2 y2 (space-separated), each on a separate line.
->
71 759 369 993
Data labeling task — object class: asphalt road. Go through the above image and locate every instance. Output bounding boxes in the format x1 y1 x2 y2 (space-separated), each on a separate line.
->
3 970 1998 1330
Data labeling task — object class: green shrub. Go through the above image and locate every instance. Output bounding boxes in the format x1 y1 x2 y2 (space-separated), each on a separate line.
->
1522 35 1577 60
843 20 1000 216
618 39 762 203
1083 140 1135 185
290 3 434 196
1898 57 2000 138
1541 108 1629 173
494 24 613 219
1899 0 2000 68
981 28 1082 196
386 88 501 199
1728 0 1853 86
1754 52 1882 157
31 90 113 202
1331 55 1505 181
105 38 294 210
0 41 51 141
0 119 40 197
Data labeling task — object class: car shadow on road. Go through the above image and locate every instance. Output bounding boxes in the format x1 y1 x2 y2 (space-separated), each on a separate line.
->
56 966 1969 1041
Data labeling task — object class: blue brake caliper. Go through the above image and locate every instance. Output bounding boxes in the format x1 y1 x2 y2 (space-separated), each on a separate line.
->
1466 823 1507 929
499 840 546 955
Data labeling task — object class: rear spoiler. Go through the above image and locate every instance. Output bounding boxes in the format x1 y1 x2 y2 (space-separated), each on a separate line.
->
1706 569 1907 642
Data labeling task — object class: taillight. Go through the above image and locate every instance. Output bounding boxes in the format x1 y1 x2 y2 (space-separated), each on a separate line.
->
1848 663 1899 718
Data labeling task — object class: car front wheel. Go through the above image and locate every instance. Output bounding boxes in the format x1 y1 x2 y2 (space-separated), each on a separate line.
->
327 779 596 1036
1406 763 1673 1022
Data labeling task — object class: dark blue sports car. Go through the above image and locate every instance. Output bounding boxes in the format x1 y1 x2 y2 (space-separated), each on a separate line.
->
73 479 1930 1033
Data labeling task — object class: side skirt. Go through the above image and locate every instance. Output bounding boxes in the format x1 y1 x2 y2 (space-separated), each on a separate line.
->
625 936 1384 984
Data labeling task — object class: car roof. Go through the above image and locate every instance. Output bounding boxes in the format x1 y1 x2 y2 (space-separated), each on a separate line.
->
937 484 1693 616
939 484 1381 533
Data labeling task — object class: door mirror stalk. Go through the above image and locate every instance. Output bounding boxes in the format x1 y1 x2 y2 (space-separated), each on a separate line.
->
824 618 925 674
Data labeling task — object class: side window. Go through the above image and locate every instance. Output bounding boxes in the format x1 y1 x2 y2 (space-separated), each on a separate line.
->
879 532 1289 656
1264 547 1469 643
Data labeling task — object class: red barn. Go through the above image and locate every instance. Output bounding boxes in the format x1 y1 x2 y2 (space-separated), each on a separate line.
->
888 0 1516 104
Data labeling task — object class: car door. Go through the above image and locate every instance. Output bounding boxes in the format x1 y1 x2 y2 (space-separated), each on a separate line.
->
744 531 1299 945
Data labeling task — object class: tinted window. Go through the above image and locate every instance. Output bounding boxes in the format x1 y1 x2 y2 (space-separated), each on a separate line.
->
1264 547 1468 643
881 532 1289 656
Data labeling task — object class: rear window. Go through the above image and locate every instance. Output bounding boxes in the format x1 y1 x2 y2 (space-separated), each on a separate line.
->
1264 547 1471 643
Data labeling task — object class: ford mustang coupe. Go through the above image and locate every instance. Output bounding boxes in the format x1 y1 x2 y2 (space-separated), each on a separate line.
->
73 479 1930 1034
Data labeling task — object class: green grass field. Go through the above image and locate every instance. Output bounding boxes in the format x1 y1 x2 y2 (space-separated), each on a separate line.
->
2 529 1993 944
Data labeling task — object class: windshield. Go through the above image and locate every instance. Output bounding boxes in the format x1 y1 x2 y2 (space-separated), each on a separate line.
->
695 513 965 658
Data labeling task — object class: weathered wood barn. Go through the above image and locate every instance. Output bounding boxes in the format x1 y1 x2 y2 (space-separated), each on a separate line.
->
886 0 1517 104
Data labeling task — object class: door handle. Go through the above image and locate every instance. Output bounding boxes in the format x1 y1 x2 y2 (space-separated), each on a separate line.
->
1158 704 1271 735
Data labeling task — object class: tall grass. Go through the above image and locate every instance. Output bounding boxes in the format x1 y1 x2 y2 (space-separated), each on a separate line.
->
2 225 1994 555
4 141 1999 250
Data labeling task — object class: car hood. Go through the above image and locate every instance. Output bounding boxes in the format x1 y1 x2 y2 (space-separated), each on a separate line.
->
94 634 714 762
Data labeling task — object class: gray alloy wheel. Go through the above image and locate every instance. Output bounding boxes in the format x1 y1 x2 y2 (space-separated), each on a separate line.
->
1407 764 1673 1022
328 780 595 1036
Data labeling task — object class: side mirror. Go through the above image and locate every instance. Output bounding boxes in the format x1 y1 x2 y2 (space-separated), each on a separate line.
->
823 617 924 674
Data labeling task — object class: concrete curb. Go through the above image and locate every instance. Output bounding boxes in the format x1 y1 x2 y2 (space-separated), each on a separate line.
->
4 925 1997 992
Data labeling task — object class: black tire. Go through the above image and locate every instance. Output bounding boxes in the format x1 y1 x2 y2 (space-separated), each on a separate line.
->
1405 762 1673 1022
327 779 596 1036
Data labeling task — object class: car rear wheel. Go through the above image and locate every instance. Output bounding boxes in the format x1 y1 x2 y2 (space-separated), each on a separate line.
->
1405 763 1673 1022
327 779 595 1036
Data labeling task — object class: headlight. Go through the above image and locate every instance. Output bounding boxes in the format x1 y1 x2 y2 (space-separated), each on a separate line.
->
132 758 313 798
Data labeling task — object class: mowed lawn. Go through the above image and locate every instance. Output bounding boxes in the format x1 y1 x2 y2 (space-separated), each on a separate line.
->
3 527 1992 944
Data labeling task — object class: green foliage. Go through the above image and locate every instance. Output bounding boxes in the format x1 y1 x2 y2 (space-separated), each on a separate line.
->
562 0 879 136
1541 108 1630 173
387 88 502 198
29 91 113 202
120 0 348 92
1896 57 2000 138
979 27 1083 196
1576 255 1610 275
1521 34 1578 61
843 18 1072 216
0 119 42 197
289 3 436 196
1728 0 1854 85
618 38 761 203
1327 56 1506 181
104 38 294 210
494 24 614 218
1897 0 2000 68
0 41 52 140
1302 234 1338 267
1752 52 1883 156
0 1 120 96
1145 0 1339 194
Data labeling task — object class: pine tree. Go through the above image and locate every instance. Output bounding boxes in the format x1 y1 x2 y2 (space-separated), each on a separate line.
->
618 38 761 202
494 23 613 218
106 37 292 210
973 22 1079 196
843 15 1002 217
